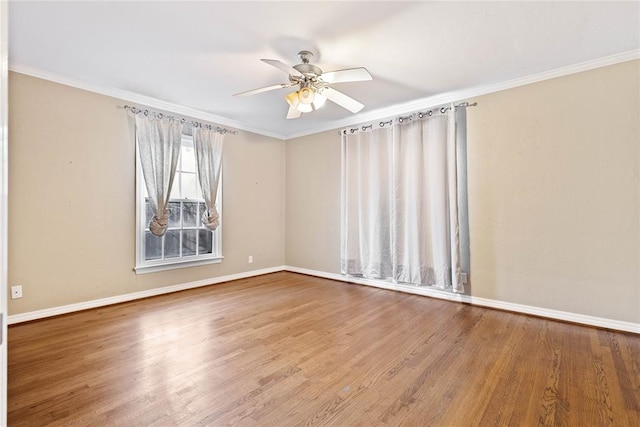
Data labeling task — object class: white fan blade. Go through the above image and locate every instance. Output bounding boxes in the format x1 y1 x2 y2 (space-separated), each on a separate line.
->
321 67 372 84
234 83 293 97
286 105 302 119
320 87 364 113
261 59 302 76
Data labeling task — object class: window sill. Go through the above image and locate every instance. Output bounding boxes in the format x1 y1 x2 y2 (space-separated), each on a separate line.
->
134 256 223 274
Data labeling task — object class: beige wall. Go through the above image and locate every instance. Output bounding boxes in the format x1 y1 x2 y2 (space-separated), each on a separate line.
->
466 60 639 323
8 72 285 314
286 60 640 324
285 130 341 273
9 60 640 324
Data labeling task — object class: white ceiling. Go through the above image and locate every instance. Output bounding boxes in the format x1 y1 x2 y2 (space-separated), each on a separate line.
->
8 1 640 139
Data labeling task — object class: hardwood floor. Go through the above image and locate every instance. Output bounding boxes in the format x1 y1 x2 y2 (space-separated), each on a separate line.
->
8 272 640 426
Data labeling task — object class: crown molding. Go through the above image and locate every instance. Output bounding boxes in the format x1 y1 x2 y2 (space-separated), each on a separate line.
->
283 49 640 140
10 49 639 141
8 63 287 140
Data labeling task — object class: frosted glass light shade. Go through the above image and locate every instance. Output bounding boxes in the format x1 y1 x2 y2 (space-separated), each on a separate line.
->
312 93 327 110
285 91 298 107
298 86 315 104
285 87 323 113
297 103 313 113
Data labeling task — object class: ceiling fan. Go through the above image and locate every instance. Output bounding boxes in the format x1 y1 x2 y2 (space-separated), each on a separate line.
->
234 50 372 119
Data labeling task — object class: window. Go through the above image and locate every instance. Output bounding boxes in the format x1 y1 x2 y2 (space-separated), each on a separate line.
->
135 134 222 273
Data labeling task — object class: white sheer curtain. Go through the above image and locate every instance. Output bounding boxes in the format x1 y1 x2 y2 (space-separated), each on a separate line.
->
341 126 394 279
193 126 224 230
135 114 182 236
341 105 466 293
392 108 462 292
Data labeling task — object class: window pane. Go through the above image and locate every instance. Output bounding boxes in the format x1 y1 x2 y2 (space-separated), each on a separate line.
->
183 202 198 227
198 203 207 228
181 145 196 173
144 232 162 260
182 173 200 200
169 174 181 199
144 199 153 229
182 229 197 256
168 201 181 228
165 230 181 258
198 229 213 255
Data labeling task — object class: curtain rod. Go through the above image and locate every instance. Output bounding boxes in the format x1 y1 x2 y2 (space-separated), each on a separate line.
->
123 105 237 135
399 102 478 122
340 101 478 135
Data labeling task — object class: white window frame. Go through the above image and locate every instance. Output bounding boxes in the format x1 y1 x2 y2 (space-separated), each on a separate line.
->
134 134 223 274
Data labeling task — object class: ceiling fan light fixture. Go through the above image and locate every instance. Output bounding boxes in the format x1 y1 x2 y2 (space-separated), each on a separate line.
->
285 91 313 113
312 93 327 110
298 86 315 104
285 91 298 107
296 102 313 113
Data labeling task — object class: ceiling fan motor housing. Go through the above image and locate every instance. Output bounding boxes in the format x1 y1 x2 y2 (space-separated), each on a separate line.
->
293 63 322 77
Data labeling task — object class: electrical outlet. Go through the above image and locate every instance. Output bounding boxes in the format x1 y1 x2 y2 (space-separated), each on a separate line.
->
11 285 23 299
248 255 253 264
461 273 468 284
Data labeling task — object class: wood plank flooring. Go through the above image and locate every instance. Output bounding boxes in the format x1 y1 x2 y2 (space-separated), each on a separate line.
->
8 272 640 426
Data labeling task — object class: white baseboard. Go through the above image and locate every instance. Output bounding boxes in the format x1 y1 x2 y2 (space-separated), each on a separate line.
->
7 266 286 325
9 265 639 334
284 266 640 334
285 265 470 302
